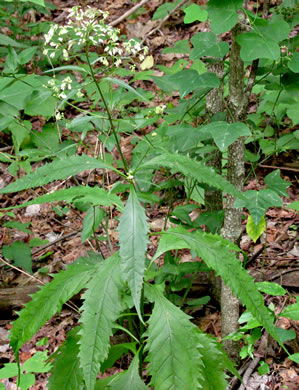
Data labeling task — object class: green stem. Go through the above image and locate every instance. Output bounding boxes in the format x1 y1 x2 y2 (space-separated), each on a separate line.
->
85 49 129 172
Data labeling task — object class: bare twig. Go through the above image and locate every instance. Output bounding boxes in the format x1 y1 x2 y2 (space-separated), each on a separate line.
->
141 0 189 44
238 356 261 390
31 231 79 255
245 162 299 173
109 0 150 27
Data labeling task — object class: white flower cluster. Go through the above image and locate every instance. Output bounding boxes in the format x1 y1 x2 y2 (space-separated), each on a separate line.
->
43 6 148 68
43 76 82 100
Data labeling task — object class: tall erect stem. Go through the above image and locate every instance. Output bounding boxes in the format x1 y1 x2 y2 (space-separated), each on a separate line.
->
221 22 247 362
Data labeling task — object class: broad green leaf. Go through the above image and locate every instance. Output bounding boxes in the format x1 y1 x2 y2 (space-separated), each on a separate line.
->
21 0 45 5
152 0 182 20
162 40 191 55
2 241 32 273
4 46 18 74
196 330 238 389
104 77 150 102
156 227 283 345
0 155 120 194
18 47 38 65
144 285 203 389
287 201 299 211
191 32 229 59
256 282 286 296
81 207 105 242
0 80 33 110
23 351 51 373
48 328 84 390
288 52 299 73
200 121 251 152
184 4 208 23
79 254 124 390
0 33 28 48
252 14 290 43
207 0 243 34
264 170 290 197
109 355 148 390
141 152 245 200
235 189 282 225
24 89 56 117
237 33 280 62
280 303 299 321
118 186 149 320
1 186 123 211
9 120 31 152
10 255 99 352
168 70 219 97
287 104 299 125
288 353 299 364
4 221 31 234
246 215 266 243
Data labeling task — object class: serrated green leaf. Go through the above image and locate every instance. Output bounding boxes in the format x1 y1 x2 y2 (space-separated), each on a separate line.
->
144 285 203 389
200 121 251 152
81 207 105 242
141 152 244 200
48 327 84 390
109 355 148 390
207 0 243 34
190 32 229 59
10 255 99 352
184 4 208 24
264 170 290 197
235 189 282 225
1 186 123 211
118 186 149 321
0 155 120 194
246 215 266 243
79 254 124 390
196 330 238 389
256 282 286 296
280 303 299 321
155 227 283 346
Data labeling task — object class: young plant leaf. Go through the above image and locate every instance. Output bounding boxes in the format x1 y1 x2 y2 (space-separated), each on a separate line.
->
79 253 125 390
81 207 105 242
9 255 99 352
191 32 229 59
246 214 266 243
2 241 32 273
235 189 282 225
48 327 84 390
109 355 148 390
280 303 299 321
184 4 208 24
144 285 203 390
264 170 290 197
118 185 149 321
0 155 121 194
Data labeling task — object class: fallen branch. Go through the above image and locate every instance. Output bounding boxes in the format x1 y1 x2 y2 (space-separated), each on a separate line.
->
109 0 150 27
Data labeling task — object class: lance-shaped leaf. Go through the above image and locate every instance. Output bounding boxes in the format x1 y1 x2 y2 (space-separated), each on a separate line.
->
144 285 203 390
0 154 120 194
118 186 149 320
141 152 245 200
235 189 282 225
79 254 124 390
10 255 99 353
155 227 283 346
48 327 84 390
109 355 148 390
1 186 123 211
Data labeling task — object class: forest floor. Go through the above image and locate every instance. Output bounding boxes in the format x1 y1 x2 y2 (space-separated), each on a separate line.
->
0 0 298 389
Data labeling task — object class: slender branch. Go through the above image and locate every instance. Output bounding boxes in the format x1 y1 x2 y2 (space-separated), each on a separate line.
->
109 0 150 27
